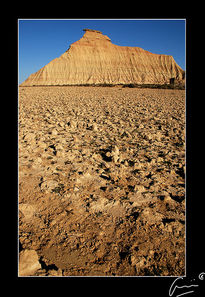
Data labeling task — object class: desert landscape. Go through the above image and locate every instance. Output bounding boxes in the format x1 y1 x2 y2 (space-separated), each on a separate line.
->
18 85 185 276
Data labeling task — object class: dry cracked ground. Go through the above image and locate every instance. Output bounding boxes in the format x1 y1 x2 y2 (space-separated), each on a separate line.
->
18 86 185 276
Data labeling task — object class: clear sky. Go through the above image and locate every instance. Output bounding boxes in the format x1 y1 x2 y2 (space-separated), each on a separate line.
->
18 19 186 84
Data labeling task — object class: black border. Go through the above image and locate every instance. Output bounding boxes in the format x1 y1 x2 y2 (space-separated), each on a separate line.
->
10 13 205 297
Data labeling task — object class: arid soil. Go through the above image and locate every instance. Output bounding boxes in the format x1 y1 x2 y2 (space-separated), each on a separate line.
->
18 86 185 276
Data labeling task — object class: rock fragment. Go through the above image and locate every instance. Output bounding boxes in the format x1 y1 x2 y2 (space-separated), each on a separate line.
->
19 249 41 276
40 180 59 193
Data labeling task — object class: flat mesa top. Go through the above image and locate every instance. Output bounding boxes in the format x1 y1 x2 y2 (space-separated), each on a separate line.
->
83 28 102 34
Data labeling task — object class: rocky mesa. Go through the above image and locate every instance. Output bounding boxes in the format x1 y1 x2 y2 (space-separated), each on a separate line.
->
21 29 185 86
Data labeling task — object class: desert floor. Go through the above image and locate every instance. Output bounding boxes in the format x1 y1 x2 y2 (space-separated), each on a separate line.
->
18 86 185 276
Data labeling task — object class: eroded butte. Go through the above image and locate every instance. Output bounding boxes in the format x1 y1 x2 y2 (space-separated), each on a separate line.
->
21 29 184 86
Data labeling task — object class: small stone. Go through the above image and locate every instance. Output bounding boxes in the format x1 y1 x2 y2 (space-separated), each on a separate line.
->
167 225 173 233
113 154 119 163
69 120 77 129
24 132 35 141
40 180 59 193
106 151 111 158
58 121 65 127
134 162 143 169
19 204 36 221
48 269 63 276
56 144 64 150
73 135 79 143
111 145 120 163
157 157 163 163
34 157 42 164
130 255 138 266
136 257 146 268
51 129 58 136
38 142 47 149
135 185 146 193
92 123 98 132
113 145 119 156
164 194 172 202
149 250 155 256
56 150 65 157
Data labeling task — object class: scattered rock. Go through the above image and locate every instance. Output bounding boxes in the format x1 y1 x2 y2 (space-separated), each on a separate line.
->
92 123 98 132
68 120 77 129
19 86 185 276
40 180 59 193
19 204 36 221
135 185 146 193
19 249 41 276
51 129 58 136
23 133 36 143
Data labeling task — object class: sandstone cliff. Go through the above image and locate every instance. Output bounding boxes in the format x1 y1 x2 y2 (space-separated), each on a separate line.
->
21 29 184 86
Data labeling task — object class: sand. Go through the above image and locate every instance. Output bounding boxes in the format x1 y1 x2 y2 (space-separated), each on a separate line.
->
18 86 185 276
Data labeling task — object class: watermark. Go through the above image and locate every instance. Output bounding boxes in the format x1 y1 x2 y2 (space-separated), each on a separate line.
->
169 272 205 297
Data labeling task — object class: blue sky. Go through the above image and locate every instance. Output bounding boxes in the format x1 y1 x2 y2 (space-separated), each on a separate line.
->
18 19 186 84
